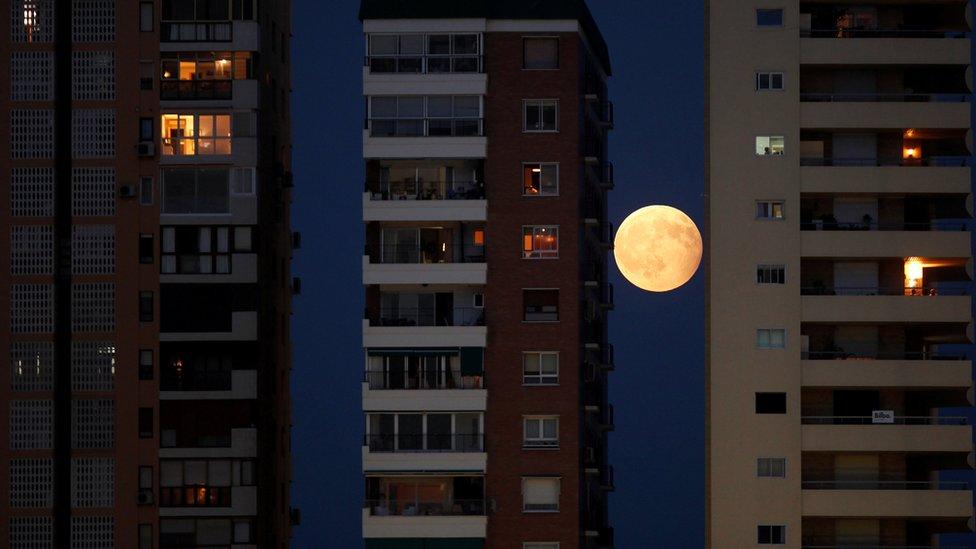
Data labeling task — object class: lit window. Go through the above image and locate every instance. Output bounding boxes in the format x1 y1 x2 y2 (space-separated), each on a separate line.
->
523 226 559 259
522 477 560 512
523 163 558 196
758 525 786 544
757 328 785 349
756 9 784 27
523 100 558 132
161 114 232 156
756 136 785 156
756 200 784 220
523 416 559 448
473 229 485 246
756 72 784 91
523 37 559 70
757 265 785 285
523 352 558 385
757 458 786 478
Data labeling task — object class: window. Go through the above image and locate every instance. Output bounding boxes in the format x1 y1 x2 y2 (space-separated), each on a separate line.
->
139 466 154 489
140 61 154 90
368 33 481 74
758 525 786 544
523 99 558 132
369 95 482 137
162 226 240 274
139 234 154 264
756 393 787 414
523 163 558 196
523 37 558 69
523 416 559 448
523 226 559 259
231 167 255 194
139 524 153 549
139 349 154 380
473 293 484 308
140 2 154 32
522 477 560 512
756 200 784 220
523 352 558 385
756 9 784 27
524 290 559 322
139 292 154 323
161 114 232 156
160 52 251 100
757 265 785 285
757 458 786 478
756 72 784 91
233 521 252 543
138 407 153 438
140 176 154 205
756 136 785 156
162 168 230 214
757 329 785 349
140 117 154 141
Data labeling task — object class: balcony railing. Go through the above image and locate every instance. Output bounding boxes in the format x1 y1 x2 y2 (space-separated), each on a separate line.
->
801 416 968 425
801 156 972 167
800 286 970 296
161 430 232 448
161 370 233 391
365 179 485 201
371 307 485 327
370 244 485 264
367 118 484 138
159 485 232 507
801 28 971 39
800 220 970 231
365 498 485 516
801 92 971 103
365 433 483 453
161 21 233 42
802 480 969 490
802 350 969 360
365 54 484 74
364 369 484 390
161 80 233 100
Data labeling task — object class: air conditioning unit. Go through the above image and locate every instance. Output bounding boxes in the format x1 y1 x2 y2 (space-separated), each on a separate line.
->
119 185 136 198
137 489 154 505
137 141 155 157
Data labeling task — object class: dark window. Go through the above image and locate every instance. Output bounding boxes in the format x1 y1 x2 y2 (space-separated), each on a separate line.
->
756 392 787 414
139 292 154 323
140 117 154 141
160 283 256 333
139 466 154 489
756 9 784 27
138 524 153 549
524 289 559 322
523 37 558 69
139 234 154 264
523 100 558 132
757 265 785 284
161 168 230 214
161 226 233 274
139 350 154 380
758 525 786 544
140 2 154 32
140 176 154 205
139 408 154 438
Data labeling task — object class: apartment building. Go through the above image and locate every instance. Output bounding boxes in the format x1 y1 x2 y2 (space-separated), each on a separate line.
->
1 0 294 547
359 1 614 547
707 2 975 547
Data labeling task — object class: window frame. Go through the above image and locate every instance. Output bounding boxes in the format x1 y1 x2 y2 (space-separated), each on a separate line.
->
161 113 233 157
139 291 154 323
758 524 787 544
523 288 560 323
523 351 559 386
756 8 785 27
756 265 786 285
523 415 559 449
756 328 786 349
522 36 560 70
522 99 559 133
756 135 786 156
522 162 560 197
757 457 787 478
755 200 785 220
522 225 559 259
756 71 785 91
521 476 561 513
161 168 231 215
140 2 154 32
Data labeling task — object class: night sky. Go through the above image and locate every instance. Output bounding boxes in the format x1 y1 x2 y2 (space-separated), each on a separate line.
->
287 0 975 546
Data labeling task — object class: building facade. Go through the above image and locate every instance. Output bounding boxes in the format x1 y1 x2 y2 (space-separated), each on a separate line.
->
0 0 294 547
707 2 975 547
359 1 614 548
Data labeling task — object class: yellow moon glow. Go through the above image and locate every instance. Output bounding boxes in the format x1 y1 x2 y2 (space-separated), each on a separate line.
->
614 205 703 292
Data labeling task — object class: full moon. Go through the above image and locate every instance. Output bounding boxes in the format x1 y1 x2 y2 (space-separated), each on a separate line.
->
614 205 703 292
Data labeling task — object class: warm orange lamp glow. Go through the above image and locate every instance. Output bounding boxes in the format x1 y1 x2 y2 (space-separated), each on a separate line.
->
903 147 920 159
904 257 924 292
473 230 485 246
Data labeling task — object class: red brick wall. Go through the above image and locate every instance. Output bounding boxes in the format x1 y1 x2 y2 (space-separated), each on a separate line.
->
484 31 584 549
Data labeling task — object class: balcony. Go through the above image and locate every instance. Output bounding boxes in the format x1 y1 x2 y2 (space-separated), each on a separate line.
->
802 357 972 389
802 422 972 453
801 100 970 130
161 79 258 108
159 427 257 459
160 369 257 400
801 293 971 323
363 366 486 412
160 20 260 52
363 475 486 538
802 230 971 258
362 434 486 472
160 485 257 517
801 164 970 194
363 236 487 285
802 486 973 519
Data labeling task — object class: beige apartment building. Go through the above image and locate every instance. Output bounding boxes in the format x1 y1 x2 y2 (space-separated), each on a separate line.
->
707 1 975 547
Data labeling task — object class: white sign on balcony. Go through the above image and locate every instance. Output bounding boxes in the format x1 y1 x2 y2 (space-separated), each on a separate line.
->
871 410 894 424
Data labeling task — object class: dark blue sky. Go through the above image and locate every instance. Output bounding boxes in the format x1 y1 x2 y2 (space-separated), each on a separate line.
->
288 0 704 545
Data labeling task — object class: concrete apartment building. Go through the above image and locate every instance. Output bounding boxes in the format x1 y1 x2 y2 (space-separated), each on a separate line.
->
359 1 614 547
0 0 295 547
707 1 975 547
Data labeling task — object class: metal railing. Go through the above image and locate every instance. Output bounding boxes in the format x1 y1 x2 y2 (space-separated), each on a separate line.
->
365 179 485 200
371 307 485 327
365 498 485 516
800 220 970 231
161 79 233 100
160 370 233 391
801 416 968 425
365 433 483 453
364 369 484 390
365 54 484 74
802 480 969 490
802 350 969 361
801 92 971 103
801 28 971 39
801 156 972 167
369 244 485 265
161 21 233 42
159 486 232 507
367 118 484 138
800 286 969 296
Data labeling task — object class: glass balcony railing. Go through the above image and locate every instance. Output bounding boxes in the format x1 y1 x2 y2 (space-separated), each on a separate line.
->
364 368 483 390
160 79 233 100
800 285 970 296
801 416 968 425
801 92 971 103
367 118 484 138
365 54 484 74
802 350 969 360
365 179 484 201
801 156 972 167
370 307 485 327
801 28 970 38
364 433 483 453
365 498 485 517
801 480 969 490
161 21 233 42
800 219 970 231
159 485 233 507
369 244 485 265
